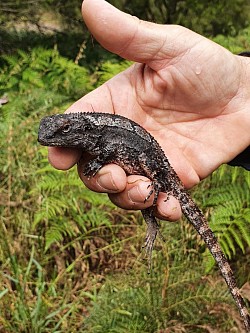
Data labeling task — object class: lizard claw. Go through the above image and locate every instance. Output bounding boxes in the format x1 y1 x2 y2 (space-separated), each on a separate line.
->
144 182 160 206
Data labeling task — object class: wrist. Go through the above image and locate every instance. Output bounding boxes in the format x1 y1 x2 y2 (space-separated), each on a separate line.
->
227 52 250 170
235 53 250 146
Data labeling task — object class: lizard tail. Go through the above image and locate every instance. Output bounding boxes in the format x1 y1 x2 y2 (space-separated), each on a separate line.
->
178 190 250 332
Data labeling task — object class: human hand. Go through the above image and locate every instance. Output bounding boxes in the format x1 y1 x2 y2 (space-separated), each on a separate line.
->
48 0 250 221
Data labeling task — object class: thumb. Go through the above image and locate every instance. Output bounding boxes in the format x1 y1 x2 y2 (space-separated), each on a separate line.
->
81 0 200 67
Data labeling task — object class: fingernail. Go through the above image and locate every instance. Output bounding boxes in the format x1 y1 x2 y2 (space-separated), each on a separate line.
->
96 172 119 191
157 205 177 218
127 181 151 204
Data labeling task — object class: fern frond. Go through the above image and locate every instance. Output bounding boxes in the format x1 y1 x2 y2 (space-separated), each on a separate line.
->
199 178 250 268
45 218 76 252
237 217 250 247
1 47 91 97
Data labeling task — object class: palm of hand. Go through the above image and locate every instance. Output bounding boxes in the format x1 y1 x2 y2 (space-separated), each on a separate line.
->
102 37 242 186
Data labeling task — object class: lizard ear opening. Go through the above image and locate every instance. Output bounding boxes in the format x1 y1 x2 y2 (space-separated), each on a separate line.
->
61 123 71 134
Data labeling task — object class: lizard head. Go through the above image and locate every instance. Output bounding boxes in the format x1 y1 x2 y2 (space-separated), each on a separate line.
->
38 113 101 151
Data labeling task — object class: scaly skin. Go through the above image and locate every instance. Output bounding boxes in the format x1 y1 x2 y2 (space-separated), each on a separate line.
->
38 112 250 331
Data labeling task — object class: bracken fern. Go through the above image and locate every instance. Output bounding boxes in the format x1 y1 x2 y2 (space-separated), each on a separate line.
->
193 166 250 272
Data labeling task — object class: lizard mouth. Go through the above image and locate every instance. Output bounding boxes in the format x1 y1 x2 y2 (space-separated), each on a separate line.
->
37 136 77 148
37 136 57 146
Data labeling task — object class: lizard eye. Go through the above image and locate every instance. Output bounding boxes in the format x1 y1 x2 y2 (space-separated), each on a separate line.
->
62 124 71 133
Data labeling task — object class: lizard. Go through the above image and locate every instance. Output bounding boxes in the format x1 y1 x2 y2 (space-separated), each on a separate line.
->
38 111 250 332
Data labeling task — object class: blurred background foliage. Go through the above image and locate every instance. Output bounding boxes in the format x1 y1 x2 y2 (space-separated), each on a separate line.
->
0 1 250 332
1 0 250 59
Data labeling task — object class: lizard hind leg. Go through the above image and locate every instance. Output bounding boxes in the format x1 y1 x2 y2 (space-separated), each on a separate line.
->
141 208 161 273
144 181 161 206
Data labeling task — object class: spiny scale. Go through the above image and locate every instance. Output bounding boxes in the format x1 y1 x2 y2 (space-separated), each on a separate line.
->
38 112 250 332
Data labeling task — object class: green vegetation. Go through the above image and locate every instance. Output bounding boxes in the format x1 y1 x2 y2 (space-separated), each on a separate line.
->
1 2 250 332
1 0 249 37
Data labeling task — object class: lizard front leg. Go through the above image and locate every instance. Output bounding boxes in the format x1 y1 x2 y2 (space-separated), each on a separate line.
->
80 148 115 178
81 156 104 178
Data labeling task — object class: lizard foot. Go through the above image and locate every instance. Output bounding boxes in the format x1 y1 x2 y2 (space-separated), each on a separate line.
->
144 182 160 206
141 208 160 273
81 158 103 178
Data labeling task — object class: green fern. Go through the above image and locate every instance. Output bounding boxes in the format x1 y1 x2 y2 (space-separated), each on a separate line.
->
84 254 232 333
33 159 114 249
194 166 250 273
204 183 250 259
1 47 91 97
44 217 77 252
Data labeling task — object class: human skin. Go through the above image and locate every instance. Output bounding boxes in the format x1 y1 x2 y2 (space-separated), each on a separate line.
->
48 0 250 221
